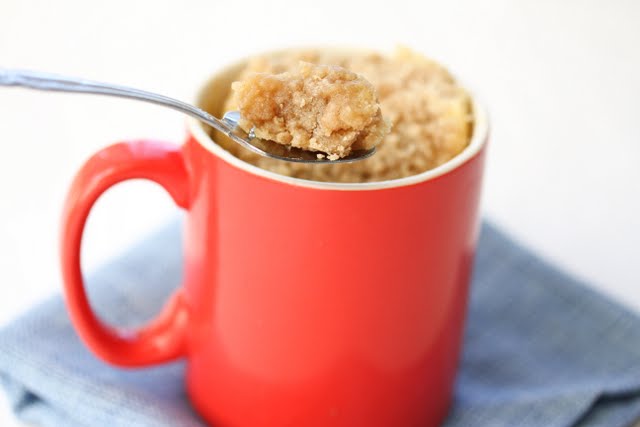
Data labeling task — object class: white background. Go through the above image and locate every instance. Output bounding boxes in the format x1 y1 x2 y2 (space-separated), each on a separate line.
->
1 1 639 425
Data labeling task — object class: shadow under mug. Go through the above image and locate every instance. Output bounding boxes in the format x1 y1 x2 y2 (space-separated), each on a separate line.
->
60 48 489 427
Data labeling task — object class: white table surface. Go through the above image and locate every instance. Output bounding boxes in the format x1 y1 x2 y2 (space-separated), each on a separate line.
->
1 1 639 425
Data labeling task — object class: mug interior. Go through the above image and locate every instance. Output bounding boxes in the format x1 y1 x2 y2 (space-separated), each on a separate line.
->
188 48 489 191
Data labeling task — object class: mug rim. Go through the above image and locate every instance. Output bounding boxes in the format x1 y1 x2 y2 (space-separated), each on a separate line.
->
187 51 489 192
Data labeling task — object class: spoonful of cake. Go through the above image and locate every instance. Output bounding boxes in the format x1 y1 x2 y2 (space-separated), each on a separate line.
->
0 64 388 164
229 61 389 161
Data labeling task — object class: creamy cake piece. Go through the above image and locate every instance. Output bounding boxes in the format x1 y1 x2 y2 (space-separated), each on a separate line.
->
231 61 390 160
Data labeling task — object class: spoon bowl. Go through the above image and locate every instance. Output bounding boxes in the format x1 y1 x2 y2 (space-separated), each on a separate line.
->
220 111 375 163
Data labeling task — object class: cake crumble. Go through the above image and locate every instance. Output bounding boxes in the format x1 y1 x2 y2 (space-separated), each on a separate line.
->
231 61 389 159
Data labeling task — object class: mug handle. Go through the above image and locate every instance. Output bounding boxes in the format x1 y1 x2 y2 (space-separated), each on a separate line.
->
60 140 190 367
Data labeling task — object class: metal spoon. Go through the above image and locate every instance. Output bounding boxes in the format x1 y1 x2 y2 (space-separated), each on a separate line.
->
0 68 375 164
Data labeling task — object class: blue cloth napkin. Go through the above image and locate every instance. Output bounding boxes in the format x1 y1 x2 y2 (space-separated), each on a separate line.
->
0 220 639 427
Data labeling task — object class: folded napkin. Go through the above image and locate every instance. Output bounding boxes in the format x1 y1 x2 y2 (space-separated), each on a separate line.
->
1 220 639 427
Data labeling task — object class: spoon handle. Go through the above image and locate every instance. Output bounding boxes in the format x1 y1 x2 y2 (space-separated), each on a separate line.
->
0 68 230 134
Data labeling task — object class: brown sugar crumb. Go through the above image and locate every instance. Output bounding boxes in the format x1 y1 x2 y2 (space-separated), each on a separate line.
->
231 62 390 159
218 47 473 183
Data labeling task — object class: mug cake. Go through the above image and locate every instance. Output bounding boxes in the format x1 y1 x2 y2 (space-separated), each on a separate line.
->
217 47 473 183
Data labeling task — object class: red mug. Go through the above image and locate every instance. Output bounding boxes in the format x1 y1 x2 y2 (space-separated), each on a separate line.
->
61 49 489 427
